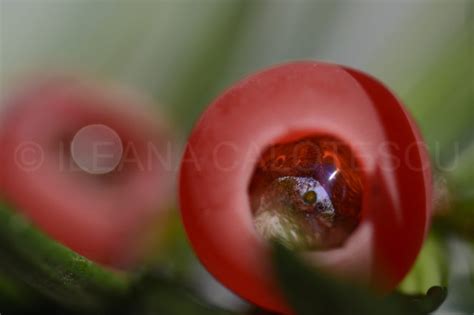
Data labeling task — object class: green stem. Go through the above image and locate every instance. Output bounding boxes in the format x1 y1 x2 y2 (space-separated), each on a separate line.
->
0 201 131 311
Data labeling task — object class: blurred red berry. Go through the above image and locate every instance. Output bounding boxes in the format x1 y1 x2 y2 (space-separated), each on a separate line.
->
0 76 176 268
179 61 432 313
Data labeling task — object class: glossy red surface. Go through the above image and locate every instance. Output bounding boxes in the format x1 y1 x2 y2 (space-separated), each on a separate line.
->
180 61 432 313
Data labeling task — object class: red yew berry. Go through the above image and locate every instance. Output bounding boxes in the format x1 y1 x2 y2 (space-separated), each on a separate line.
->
179 61 432 313
0 75 175 268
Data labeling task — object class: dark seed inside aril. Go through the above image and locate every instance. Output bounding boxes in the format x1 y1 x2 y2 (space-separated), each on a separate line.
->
248 135 363 250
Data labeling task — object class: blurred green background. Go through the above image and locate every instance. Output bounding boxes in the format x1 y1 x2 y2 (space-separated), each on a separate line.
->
0 0 473 314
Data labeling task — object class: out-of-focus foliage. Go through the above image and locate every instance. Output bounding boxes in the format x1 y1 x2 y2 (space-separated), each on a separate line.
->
441 143 474 241
401 31 474 166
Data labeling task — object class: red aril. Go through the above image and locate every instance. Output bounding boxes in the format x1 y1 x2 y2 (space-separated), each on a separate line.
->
179 61 432 313
0 76 175 268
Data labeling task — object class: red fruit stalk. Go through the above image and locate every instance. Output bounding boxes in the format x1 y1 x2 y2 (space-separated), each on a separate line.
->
179 61 432 313
0 76 175 268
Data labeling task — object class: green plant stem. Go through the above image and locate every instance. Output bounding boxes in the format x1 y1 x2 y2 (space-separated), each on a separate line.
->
0 201 131 312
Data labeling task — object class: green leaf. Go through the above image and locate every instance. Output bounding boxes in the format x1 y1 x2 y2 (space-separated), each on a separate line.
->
272 242 446 315
0 201 131 311
398 233 448 294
